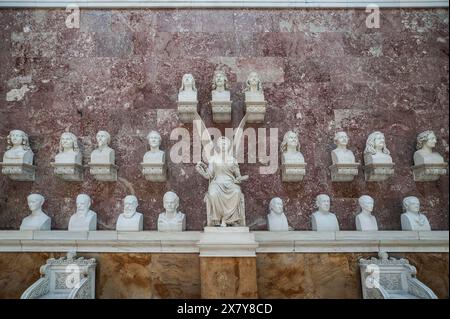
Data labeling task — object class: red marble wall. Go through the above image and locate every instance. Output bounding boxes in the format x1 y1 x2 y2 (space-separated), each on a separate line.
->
0 8 448 231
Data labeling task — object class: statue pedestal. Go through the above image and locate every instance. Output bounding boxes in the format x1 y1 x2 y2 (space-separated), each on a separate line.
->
88 163 118 182
51 163 83 182
245 101 266 123
281 162 306 182
141 162 167 182
330 163 359 182
198 227 258 298
412 163 448 182
177 101 198 123
211 101 232 123
0 162 36 181
364 163 394 182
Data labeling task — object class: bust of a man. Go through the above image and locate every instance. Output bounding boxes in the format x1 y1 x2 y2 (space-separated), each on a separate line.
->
143 130 165 164
267 197 291 231
280 130 305 164
178 73 197 102
158 191 186 232
355 195 378 231
55 132 82 165
364 131 393 165
90 130 115 164
211 70 230 101
3 130 34 165
68 194 97 231
311 194 339 231
414 130 445 166
116 195 143 231
331 131 356 164
401 196 431 231
20 194 51 231
244 71 265 102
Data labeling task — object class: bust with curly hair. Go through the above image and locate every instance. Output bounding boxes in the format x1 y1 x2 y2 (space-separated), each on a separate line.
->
414 130 445 166
280 130 304 164
363 131 393 165
3 129 34 165
55 132 82 165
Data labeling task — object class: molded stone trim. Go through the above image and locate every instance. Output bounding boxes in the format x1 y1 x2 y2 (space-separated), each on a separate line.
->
0 230 447 253
0 0 448 8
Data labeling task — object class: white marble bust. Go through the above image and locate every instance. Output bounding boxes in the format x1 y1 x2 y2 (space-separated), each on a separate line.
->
401 196 431 231
158 191 186 232
281 131 305 165
143 130 165 164
267 197 291 231
2 130 34 165
364 131 393 165
55 132 82 165
178 73 197 102
311 194 339 231
68 194 97 231
414 130 445 165
116 195 143 231
90 130 115 164
355 195 378 231
332 131 356 164
211 70 230 101
244 71 264 102
20 194 51 231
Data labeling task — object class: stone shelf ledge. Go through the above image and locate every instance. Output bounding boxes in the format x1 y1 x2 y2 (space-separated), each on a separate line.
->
0 230 447 253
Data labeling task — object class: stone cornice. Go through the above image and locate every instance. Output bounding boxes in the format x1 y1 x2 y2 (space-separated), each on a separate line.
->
0 0 448 8
0 230 447 253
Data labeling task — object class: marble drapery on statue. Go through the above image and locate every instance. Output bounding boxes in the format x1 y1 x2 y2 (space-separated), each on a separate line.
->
201 152 246 226
194 113 248 227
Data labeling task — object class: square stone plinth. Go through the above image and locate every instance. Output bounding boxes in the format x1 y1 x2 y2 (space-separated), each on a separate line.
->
198 227 258 257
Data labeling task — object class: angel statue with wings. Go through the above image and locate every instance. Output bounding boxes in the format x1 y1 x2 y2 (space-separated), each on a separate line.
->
194 113 249 227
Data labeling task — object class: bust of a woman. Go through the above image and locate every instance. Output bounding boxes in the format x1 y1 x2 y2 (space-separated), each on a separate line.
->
332 132 356 164
90 130 115 164
55 132 82 165
280 131 305 164
355 195 378 231
3 130 34 165
178 73 197 102
244 72 264 102
211 70 230 101
143 130 165 163
364 131 393 165
414 130 445 166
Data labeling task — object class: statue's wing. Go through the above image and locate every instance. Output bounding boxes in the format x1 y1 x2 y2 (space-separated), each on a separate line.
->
231 113 248 158
193 112 214 163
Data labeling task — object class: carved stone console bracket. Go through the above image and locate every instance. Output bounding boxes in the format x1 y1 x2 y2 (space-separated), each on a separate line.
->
412 163 448 182
177 101 198 123
51 163 83 182
88 163 118 182
364 163 394 182
330 163 360 182
0 162 36 181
